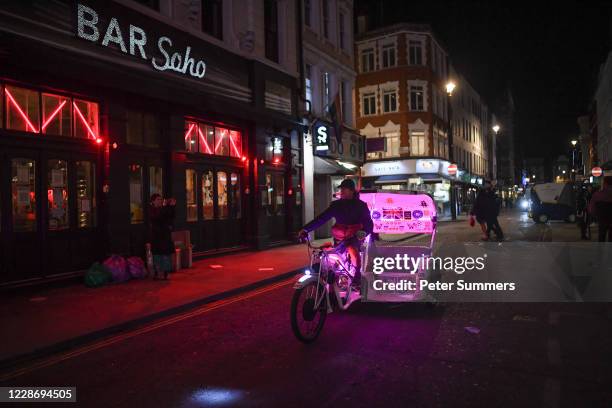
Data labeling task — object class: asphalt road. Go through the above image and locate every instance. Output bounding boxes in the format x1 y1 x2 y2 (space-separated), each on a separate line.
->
2 210 611 407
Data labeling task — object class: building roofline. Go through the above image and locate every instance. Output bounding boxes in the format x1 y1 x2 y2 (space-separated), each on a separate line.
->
356 22 447 50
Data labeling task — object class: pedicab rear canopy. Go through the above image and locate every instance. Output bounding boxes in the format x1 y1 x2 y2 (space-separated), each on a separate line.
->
359 191 436 235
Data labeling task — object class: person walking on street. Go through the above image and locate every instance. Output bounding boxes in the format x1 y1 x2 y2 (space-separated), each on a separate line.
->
470 189 489 240
147 194 176 280
589 176 612 242
576 184 593 240
483 183 504 241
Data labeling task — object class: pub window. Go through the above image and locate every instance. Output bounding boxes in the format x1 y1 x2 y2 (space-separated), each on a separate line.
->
184 120 243 158
217 171 228 219
143 112 161 147
229 130 242 158
127 110 160 147
185 121 199 152
42 93 71 137
186 169 198 222
48 160 69 231
274 173 285 215
73 99 99 140
127 110 144 145
198 124 214 154
129 165 144 224
76 161 96 228
214 127 230 156
202 171 214 220
202 0 223 40
230 173 241 219
264 0 279 63
149 166 163 197
12 158 37 232
6 86 40 133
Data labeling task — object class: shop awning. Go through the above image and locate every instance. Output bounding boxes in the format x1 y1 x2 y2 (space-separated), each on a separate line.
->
374 175 409 184
314 156 354 175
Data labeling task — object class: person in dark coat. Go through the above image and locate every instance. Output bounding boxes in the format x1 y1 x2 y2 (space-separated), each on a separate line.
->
147 194 176 280
589 176 612 242
576 185 593 240
473 183 504 241
485 187 504 241
470 189 489 240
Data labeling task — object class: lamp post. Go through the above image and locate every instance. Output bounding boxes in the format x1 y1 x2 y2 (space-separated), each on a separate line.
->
446 81 457 220
571 139 577 181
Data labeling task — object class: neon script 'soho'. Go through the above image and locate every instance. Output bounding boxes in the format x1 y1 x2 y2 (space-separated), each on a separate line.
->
76 3 206 79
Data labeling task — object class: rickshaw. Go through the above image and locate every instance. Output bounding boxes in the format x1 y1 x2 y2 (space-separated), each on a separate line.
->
290 191 437 343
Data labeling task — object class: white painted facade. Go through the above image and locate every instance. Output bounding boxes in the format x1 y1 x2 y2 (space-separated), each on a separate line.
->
449 66 490 179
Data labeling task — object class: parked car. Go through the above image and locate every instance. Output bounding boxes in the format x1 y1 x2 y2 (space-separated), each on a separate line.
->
529 182 576 223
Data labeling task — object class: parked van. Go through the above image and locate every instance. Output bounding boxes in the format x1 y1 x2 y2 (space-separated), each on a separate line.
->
529 182 576 223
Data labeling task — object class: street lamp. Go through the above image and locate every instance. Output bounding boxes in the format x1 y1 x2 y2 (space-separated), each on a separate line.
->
492 125 500 134
446 81 456 96
446 80 457 220
570 139 578 180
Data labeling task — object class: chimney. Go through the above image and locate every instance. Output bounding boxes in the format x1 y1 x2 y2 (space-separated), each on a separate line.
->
357 15 368 34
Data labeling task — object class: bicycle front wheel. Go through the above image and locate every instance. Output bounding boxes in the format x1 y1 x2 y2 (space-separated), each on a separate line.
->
290 281 327 343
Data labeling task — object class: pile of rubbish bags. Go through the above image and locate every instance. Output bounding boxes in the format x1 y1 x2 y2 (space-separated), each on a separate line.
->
84 255 147 288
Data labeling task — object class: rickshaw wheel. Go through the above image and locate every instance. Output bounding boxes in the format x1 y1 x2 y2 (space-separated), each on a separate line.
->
291 281 327 344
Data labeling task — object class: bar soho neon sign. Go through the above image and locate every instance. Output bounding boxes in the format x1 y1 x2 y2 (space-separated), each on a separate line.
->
77 3 206 79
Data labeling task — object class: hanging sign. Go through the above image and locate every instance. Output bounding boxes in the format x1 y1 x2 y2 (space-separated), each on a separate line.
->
77 3 207 79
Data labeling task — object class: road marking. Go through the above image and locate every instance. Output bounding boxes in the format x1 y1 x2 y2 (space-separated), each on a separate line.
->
0 278 294 381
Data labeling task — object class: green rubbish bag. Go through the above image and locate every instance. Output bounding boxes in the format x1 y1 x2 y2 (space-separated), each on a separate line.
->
85 262 112 288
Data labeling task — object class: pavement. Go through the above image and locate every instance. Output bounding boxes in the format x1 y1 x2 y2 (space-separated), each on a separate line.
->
0 243 310 367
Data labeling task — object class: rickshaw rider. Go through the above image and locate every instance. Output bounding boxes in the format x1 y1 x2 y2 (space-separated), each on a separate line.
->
298 179 374 287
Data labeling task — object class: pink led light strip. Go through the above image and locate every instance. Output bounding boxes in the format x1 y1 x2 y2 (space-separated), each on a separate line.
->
197 127 213 154
184 123 196 141
72 102 97 139
41 100 67 131
229 132 242 157
5 88 39 132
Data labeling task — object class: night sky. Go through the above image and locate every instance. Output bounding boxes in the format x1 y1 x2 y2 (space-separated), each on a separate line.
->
355 0 612 164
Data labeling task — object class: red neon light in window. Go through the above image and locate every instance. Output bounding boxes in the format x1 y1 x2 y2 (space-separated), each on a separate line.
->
184 123 196 141
73 102 97 139
229 132 242 157
5 88 39 132
214 129 227 152
41 100 67 131
197 127 213 154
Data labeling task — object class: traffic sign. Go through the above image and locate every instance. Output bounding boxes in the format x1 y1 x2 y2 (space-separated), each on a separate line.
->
448 163 458 176
592 167 603 177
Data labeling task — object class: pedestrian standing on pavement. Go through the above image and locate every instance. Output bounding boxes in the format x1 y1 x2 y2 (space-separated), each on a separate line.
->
470 189 489 240
588 176 612 242
576 185 593 240
484 184 504 241
147 194 176 280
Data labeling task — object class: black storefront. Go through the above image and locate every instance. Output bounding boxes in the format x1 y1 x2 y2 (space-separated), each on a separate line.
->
0 1 302 285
